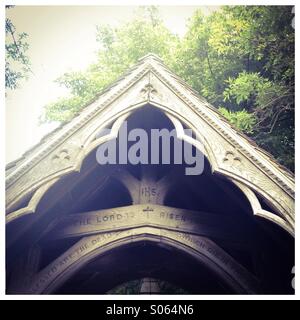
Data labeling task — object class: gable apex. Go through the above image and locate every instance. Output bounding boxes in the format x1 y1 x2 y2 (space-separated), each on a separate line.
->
6 54 294 235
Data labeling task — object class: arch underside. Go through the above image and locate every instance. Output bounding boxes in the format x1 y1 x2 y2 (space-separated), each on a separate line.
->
23 227 259 294
6 100 294 236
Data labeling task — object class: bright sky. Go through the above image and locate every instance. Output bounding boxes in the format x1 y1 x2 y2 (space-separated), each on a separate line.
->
5 5 218 164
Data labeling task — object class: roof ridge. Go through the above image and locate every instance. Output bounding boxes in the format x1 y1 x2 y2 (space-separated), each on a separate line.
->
5 57 148 171
6 53 294 187
149 57 294 180
138 53 164 62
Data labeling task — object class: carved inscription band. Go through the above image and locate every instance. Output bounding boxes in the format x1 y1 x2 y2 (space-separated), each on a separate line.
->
26 227 259 294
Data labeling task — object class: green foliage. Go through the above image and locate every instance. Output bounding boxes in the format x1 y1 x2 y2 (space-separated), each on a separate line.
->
43 95 89 122
223 72 269 105
5 6 31 90
175 5 294 170
43 5 294 170
219 107 256 134
44 6 179 122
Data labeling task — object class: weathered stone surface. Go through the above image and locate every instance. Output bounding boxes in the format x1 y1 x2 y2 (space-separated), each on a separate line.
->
6 55 294 233
24 227 259 294
49 204 244 241
6 54 294 295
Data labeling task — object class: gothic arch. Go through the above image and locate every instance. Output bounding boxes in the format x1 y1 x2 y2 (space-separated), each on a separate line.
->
231 180 294 236
23 227 260 294
6 102 293 237
6 54 294 295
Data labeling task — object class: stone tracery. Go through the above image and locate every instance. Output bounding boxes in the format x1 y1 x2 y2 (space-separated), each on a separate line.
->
6 54 294 294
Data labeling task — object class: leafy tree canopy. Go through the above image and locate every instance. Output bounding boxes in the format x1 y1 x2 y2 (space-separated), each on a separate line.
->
174 6 294 170
42 6 294 171
5 5 31 90
43 6 179 122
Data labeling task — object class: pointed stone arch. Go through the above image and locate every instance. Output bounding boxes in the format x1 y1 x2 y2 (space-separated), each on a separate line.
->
22 227 260 294
6 99 294 236
6 54 294 295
